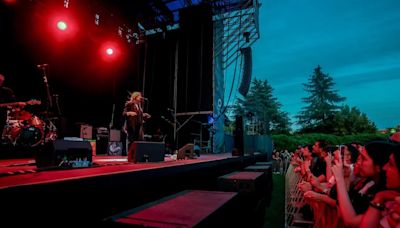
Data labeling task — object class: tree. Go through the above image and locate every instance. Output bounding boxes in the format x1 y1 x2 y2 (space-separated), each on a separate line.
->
234 78 291 134
332 105 377 135
297 65 345 132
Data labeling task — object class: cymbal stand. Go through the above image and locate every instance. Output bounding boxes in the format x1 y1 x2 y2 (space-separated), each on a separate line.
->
38 65 53 111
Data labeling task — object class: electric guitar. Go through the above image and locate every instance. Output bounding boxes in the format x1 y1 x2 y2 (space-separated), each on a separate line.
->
0 100 41 108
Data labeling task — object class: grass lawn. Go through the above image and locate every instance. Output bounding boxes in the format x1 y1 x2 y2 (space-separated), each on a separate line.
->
263 173 285 228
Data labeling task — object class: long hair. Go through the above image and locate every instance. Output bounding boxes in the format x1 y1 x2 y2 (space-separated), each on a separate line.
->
126 91 141 103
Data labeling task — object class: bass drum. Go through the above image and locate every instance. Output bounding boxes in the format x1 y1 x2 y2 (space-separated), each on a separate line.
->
17 126 44 147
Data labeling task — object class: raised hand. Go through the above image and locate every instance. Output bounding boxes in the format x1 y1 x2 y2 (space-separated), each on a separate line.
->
388 196 400 228
374 190 400 204
325 152 334 165
331 151 344 181
298 181 312 192
304 190 324 202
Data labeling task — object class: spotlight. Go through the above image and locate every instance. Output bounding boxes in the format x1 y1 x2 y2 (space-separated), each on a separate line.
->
57 21 68 31
3 0 16 5
106 48 114 56
100 41 120 61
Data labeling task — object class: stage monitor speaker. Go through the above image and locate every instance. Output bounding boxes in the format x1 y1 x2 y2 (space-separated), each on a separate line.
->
233 116 244 156
128 141 165 163
238 47 252 97
36 139 92 168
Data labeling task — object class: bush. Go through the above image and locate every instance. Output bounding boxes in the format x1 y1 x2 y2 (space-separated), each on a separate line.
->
271 133 389 151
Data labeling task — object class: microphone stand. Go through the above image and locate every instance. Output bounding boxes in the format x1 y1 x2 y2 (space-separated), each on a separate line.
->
109 76 116 130
38 65 53 111
53 94 62 116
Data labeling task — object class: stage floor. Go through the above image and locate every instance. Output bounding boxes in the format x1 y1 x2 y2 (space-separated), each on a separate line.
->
0 153 234 189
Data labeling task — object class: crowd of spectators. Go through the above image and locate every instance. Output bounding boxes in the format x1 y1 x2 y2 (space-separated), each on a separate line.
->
286 132 400 228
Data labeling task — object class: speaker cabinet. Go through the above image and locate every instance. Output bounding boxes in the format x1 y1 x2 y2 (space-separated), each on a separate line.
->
109 129 121 142
80 124 93 139
233 116 244 156
128 141 165 163
36 139 92 168
96 135 108 155
238 47 252 96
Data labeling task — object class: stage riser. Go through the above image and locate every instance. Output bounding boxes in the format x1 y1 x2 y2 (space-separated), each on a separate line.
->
1 154 267 225
107 190 240 227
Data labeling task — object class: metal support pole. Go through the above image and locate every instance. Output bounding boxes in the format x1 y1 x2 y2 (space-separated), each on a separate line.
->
173 39 179 147
142 42 148 97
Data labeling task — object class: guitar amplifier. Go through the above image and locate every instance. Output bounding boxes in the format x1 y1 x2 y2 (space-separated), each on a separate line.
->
109 129 121 142
80 124 93 139
96 127 109 155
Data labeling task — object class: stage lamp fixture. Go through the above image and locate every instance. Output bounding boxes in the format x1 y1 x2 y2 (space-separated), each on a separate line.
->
106 48 114 56
57 21 68 31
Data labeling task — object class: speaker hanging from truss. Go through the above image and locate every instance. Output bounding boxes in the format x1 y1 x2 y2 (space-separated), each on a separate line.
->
238 47 252 97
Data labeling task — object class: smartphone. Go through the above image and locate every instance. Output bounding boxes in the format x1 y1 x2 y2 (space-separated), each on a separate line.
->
339 145 345 162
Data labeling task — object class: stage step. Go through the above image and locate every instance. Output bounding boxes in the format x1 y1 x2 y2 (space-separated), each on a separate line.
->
217 171 267 196
217 171 268 227
243 165 273 205
106 190 238 227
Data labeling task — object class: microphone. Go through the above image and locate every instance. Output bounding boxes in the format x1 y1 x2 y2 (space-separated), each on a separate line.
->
167 108 174 112
141 97 148 101
37 64 48 68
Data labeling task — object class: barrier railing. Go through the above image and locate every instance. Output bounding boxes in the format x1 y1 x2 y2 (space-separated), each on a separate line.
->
285 164 313 227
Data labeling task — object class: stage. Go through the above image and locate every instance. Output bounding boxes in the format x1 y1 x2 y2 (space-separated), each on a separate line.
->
0 152 267 225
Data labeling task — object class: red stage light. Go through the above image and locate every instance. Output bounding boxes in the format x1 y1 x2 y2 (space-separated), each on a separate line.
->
100 41 120 62
3 0 17 5
57 21 68 31
106 48 114 56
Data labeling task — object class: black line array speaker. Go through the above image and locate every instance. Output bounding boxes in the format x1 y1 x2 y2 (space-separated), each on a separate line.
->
238 47 252 97
128 141 165 163
36 139 93 168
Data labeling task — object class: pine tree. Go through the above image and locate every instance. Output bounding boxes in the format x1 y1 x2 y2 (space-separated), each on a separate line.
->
297 65 345 132
234 79 291 134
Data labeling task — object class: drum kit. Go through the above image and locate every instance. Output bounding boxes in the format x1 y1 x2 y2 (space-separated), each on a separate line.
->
1 100 57 147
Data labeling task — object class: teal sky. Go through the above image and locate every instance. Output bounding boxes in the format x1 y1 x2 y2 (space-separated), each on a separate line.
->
228 0 400 129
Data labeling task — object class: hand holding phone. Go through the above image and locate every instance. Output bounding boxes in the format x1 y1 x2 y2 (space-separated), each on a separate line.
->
339 145 345 162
